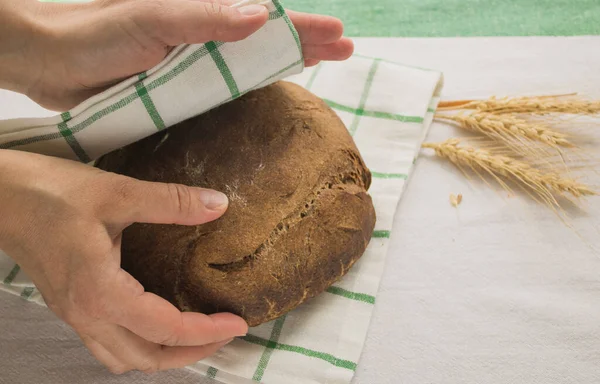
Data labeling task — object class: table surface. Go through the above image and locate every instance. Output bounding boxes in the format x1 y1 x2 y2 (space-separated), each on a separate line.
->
41 0 600 37
1 36 599 384
283 0 600 37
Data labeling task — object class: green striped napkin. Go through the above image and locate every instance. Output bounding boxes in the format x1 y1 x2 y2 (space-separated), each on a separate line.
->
0 0 303 162
180 55 443 384
0 23 443 384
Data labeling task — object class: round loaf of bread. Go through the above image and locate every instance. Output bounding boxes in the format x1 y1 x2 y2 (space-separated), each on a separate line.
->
95 81 376 326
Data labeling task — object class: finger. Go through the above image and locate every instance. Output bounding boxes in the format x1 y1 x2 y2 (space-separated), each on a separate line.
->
87 323 232 373
105 176 229 226
80 334 132 374
153 339 233 371
131 0 269 46
287 10 344 45
120 292 248 346
304 59 320 67
303 38 354 61
108 272 247 346
84 323 156 373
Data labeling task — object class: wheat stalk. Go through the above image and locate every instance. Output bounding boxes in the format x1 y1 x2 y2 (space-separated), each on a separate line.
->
437 95 600 115
421 139 596 211
435 112 574 153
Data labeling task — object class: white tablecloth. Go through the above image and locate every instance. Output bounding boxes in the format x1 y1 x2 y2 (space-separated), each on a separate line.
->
1 36 599 384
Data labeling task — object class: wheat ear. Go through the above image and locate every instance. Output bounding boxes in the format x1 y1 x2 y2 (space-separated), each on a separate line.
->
437 95 600 115
435 112 574 153
421 139 596 210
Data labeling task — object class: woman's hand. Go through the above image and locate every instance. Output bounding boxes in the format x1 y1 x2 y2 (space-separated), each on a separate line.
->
0 149 246 374
0 0 353 111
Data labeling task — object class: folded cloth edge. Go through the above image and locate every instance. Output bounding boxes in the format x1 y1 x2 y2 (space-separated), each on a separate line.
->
0 0 304 160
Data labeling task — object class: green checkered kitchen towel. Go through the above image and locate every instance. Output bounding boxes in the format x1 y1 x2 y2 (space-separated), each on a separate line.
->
0 0 303 161
0 51 443 382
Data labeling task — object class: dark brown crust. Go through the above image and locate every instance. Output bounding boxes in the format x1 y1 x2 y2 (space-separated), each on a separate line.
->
95 81 376 326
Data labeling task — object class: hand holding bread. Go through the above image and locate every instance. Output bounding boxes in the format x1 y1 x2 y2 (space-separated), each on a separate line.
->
0 0 353 111
0 149 249 373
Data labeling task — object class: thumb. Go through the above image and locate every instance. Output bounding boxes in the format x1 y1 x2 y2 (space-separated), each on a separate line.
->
132 0 270 46
108 178 229 226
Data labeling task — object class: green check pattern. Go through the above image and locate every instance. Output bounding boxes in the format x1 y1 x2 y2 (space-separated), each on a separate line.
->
188 55 443 383
135 73 166 131
57 111 91 163
348 58 380 136
0 4 443 383
0 0 302 162
0 53 442 384
206 42 240 99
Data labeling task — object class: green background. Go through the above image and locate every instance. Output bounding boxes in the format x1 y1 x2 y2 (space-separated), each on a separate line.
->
283 0 600 37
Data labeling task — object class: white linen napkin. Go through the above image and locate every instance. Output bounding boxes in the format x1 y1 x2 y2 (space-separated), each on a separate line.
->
0 51 443 383
0 0 303 162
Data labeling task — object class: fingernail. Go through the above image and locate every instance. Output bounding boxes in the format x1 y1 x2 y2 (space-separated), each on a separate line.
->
198 189 228 210
238 4 266 16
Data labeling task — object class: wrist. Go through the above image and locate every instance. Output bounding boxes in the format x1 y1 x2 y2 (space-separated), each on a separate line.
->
0 0 47 95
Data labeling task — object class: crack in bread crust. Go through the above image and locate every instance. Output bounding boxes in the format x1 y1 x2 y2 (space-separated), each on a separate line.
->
207 151 369 272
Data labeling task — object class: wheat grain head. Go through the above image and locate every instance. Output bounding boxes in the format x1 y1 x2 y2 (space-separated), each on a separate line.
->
421 139 596 212
435 112 574 154
438 95 600 115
